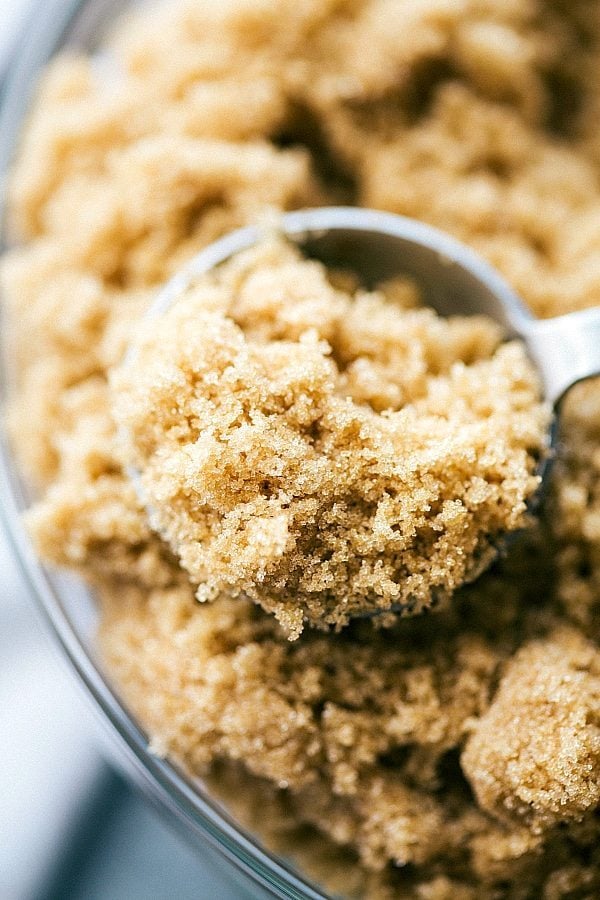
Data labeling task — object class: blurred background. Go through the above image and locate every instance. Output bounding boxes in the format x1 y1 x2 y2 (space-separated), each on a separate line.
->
0 4 246 898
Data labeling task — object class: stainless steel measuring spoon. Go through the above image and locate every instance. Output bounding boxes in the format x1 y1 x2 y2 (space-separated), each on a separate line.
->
135 206 600 612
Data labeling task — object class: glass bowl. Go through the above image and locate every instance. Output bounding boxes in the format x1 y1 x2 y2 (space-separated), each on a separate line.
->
0 1 328 897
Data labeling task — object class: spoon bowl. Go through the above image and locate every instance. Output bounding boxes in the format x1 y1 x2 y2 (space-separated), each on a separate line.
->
137 207 600 615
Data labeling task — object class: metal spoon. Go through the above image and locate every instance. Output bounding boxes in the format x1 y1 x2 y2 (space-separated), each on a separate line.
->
136 206 600 612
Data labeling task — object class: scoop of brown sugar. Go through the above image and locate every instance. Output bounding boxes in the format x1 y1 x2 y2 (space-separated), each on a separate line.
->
112 238 548 638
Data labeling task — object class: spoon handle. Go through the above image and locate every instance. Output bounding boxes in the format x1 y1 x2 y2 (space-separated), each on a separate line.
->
524 307 600 407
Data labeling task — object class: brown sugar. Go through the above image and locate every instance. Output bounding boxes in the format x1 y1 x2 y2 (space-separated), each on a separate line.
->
462 627 600 834
113 239 546 638
4 0 600 896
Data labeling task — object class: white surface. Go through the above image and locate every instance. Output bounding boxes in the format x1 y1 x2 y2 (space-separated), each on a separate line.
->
0 536 103 900
0 0 34 69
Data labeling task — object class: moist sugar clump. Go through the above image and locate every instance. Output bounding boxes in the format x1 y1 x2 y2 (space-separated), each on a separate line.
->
113 240 547 638
462 627 600 833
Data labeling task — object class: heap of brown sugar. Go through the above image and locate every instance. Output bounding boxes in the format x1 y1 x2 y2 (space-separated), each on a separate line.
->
113 239 547 638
